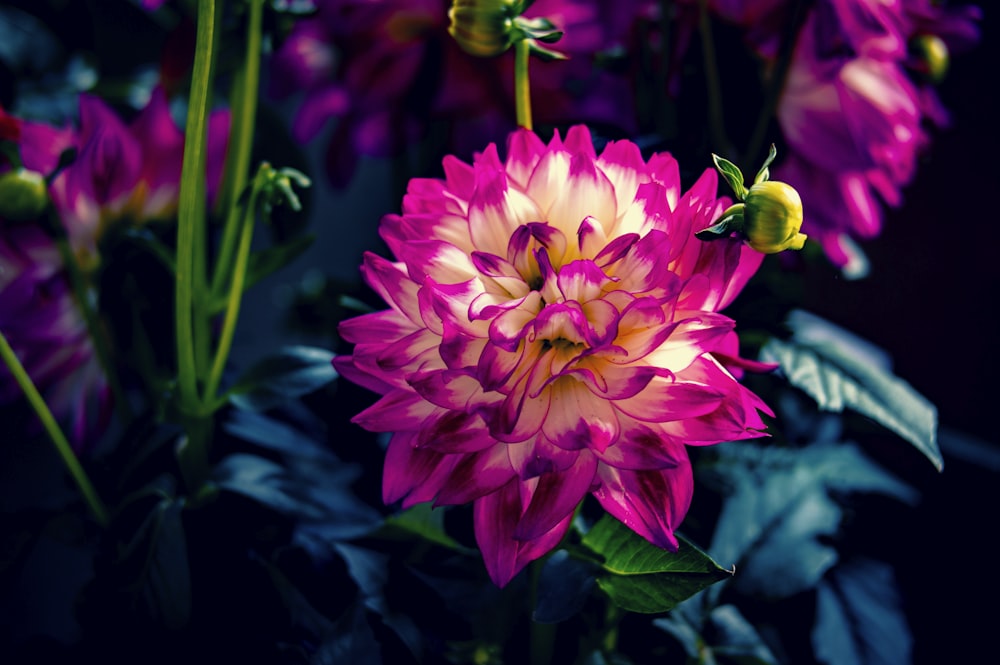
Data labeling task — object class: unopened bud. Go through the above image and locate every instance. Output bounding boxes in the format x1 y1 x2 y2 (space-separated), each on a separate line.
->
911 34 949 83
448 0 518 57
0 168 48 222
743 180 807 254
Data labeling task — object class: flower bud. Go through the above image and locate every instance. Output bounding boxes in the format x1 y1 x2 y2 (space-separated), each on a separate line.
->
743 180 807 254
448 0 517 57
0 168 49 222
911 34 949 84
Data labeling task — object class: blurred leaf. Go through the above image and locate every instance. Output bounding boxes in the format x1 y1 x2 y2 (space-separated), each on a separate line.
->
581 515 731 614
761 310 941 471
213 453 325 520
381 503 471 553
655 601 779 665
228 345 337 412
334 543 422 660
812 558 912 665
312 602 382 665
114 494 191 630
533 549 597 623
121 227 176 274
224 409 332 459
0 6 61 72
938 425 1000 472
239 234 315 302
707 442 917 599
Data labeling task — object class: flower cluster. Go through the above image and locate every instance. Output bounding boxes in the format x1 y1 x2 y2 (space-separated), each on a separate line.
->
335 125 771 586
0 90 229 450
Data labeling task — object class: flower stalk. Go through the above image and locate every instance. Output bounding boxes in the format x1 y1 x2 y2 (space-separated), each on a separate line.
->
0 328 109 527
514 38 533 130
175 0 219 413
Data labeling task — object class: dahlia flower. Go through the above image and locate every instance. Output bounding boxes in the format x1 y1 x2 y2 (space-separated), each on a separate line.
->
335 126 771 586
269 0 650 185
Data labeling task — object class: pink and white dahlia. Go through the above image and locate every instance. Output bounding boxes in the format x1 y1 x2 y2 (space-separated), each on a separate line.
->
335 126 771 587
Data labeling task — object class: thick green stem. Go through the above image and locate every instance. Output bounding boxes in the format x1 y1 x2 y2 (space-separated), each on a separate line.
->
203 181 259 404
514 40 533 130
698 0 731 154
175 0 218 410
211 0 265 297
0 328 109 527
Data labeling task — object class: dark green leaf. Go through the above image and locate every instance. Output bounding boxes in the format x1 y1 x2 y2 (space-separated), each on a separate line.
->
122 228 177 274
533 549 597 623
761 310 941 471
224 409 331 459
812 558 911 665
228 345 337 412
581 515 731 614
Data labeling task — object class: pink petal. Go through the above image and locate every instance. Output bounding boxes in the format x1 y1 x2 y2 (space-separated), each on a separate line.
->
593 461 694 551
614 377 726 423
515 451 597 540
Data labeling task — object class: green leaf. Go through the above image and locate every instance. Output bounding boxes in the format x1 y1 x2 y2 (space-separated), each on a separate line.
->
712 154 748 200
245 233 314 289
753 144 778 185
381 503 471 552
227 345 337 412
760 310 941 471
581 515 731 614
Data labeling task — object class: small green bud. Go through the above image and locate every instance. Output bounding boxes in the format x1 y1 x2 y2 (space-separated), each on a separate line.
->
0 168 49 222
448 0 518 57
743 180 807 254
911 34 949 84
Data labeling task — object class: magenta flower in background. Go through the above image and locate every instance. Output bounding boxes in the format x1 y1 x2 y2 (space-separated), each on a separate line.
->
40 87 230 267
269 0 651 186
335 125 771 586
0 225 111 450
1 111 109 450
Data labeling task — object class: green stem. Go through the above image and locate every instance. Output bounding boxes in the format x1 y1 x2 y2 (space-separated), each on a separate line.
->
0 328 110 527
514 39 533 130
176 0 219 410
744 0 807 165
211 0 265 297
203 177 259 404
697 0 731 154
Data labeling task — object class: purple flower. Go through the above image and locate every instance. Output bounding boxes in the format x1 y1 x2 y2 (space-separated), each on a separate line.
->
269 0 652 185
335 126 771 586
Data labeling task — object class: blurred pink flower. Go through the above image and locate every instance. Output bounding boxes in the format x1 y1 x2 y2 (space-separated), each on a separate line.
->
772 4 978 273
335 126 770 586
1 110 107 450
40 88 230 267
269 0 651 186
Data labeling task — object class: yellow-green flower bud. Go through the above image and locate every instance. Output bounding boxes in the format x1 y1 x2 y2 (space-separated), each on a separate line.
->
743 180 807 254
0 168 49 222
448 0 517 57
911 34 949 84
